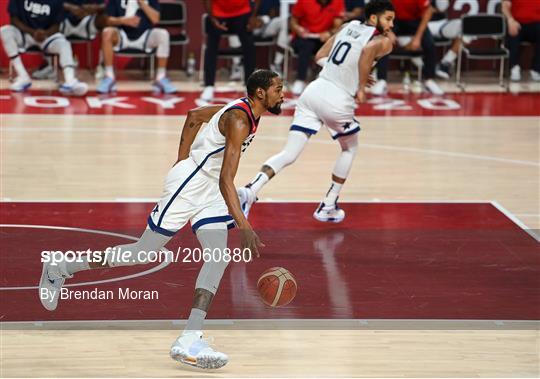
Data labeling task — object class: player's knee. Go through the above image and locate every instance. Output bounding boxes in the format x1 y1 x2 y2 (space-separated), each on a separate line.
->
339 134 359 155
154 28 169 42
102 27 116 41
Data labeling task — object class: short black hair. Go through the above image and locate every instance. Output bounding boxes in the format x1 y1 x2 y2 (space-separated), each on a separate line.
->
247 69 279 97
365 0 394 19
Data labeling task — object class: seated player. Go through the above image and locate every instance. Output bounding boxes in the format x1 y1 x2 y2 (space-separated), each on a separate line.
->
289 0 345 96
238 0 395 223
502 0 540 81
33 0 108 80
97 0 176 94
0 0 88 95
371 0 445 95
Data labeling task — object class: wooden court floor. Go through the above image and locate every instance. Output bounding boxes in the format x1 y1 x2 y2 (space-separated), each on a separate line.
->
1 109 539 376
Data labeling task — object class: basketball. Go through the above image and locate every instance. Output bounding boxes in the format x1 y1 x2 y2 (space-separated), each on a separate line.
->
257 267 297 307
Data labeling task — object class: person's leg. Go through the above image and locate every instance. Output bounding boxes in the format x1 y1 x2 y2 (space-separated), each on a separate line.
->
247 129 311 193
232 14 255 84
42 34 76 83
170 221 229 369
292 37 317 81
146 27 176 91
0 25 30 83
322 133 359 206
101 26 120 79
204 17 224 87
420 25 436 79
523 22 540 74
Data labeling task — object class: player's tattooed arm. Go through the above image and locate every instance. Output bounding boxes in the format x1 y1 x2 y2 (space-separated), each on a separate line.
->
356 37 393 103
176 105 224 162
219 110 265 257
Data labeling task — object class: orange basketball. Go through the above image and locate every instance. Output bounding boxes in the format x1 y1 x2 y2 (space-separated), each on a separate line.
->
257 267 297 307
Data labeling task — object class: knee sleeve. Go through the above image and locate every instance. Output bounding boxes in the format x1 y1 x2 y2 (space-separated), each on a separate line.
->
264 130 309 174
1 25 22 58
333 134 358 179
194 223 229 295
106 228 172 267
46 37 75 68
148 28 170 58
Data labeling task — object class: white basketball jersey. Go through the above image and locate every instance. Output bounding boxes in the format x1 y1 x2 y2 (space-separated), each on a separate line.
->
319 21 377 97
189 98 259 180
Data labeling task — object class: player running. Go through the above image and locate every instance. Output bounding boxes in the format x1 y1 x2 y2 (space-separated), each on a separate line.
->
38 69 284 369
238 0 395 223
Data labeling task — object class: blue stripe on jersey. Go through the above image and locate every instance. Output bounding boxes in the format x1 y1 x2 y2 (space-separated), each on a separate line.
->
157 146 225 227
191 215 234 233
290 124 318 135
147 216 177 236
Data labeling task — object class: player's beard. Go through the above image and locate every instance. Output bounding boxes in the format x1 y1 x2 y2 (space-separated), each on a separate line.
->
375 17 386 35
266 101 282 115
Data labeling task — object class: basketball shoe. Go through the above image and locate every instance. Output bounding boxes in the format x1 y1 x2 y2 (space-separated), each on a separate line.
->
170 331 228 369
38 261 71 311
313 200 345 223
237 186 257 218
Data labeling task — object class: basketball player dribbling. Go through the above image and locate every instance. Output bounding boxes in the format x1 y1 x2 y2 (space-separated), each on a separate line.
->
238 0 395 223
38 70 284 369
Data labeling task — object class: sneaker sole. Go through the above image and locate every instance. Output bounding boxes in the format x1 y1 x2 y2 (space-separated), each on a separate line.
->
170 351 228 369
312 212 345 223
38 263 63 311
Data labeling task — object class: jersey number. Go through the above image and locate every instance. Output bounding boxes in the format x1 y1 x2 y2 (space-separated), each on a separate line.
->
329 41 352 66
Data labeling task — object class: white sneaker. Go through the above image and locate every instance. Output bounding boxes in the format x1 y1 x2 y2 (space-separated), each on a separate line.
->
291 80 306 96
32 64 56 80
200 86 214 102
313 201 345 223
59 80 88 96
10 76 32 92
511 65 521 82
170 331 229 369
38 261 71 311
530 70 540 82
370 79 387 96
237 186 257 218
424 79 444 95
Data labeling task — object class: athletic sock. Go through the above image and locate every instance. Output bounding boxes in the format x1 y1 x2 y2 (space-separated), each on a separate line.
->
63 66 76 84
322 181 343 206
156 67 166 81
246 172 269 196
11 56 29 79
105 66 115 79
442 50 457 65
184 308 207 333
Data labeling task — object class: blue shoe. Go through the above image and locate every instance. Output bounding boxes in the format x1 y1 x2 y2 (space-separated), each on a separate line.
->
153 77 177 94
97 76 117 94
59 80 88 96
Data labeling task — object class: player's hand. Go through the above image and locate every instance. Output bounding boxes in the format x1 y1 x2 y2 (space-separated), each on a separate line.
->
211 17 228 31
296 26 308 38
247 16 261 31
405 37 421 51
33 29 47 42
123 16 141 28
508 18 521 37
355 89 367 104
319 31 332 42
366 75 377 88
240 227 265 259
